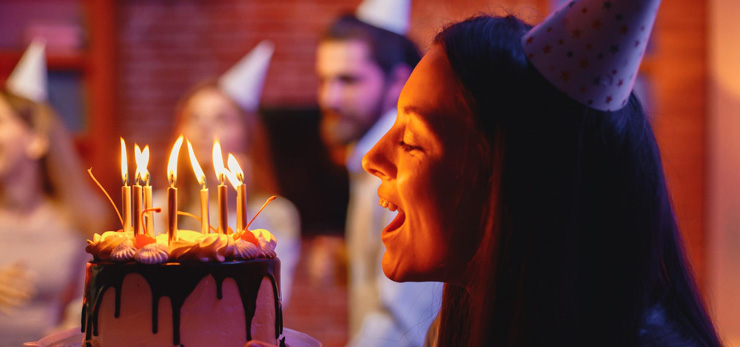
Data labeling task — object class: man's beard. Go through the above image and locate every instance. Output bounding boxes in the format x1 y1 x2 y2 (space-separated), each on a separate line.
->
319 98 386 148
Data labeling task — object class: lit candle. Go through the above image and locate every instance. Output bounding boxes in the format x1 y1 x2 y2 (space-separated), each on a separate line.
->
226 154 247 233
167 136 184 245
132 145 144 236
120 138 132 233
187 140 210 234
135 145 153 236
212 142 229 234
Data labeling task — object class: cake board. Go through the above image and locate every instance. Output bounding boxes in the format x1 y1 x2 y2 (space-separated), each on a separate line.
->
24 327 322 347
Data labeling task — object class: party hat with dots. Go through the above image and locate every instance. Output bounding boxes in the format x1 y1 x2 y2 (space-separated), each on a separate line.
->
218 40 275 113
522 0 661 111
356 0 411 35
6 39 48 103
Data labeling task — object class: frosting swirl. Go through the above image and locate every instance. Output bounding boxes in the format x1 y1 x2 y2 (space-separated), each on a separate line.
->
86 231 132 260
229 239 261 260
169 230 232 262
110 239 136 262
254 229 277 258
135 243 169 264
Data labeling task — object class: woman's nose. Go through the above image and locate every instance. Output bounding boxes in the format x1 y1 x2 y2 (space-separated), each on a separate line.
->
362 133 396 181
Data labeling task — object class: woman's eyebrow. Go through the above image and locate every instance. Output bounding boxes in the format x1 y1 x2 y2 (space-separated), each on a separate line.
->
402 105 426 116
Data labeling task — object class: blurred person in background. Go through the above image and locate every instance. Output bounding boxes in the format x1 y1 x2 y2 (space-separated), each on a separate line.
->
316 0 441 345
168 41 301 306
0 41 108 345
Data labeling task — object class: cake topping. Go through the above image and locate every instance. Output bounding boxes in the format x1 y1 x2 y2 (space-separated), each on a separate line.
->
110 238 136 262
254 229 277 258
134 242 169 264
230 239 261 260
86 230 131 260
169 230 232 262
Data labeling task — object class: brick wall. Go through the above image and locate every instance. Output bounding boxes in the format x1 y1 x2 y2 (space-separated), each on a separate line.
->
114 2 545 345
114 0 545 176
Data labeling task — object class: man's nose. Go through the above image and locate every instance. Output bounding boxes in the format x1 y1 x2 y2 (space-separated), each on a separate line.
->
319 81 342 110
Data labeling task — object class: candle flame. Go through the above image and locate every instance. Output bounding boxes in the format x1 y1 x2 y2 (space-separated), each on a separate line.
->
187 140 206 188
120 138 128 185
168 136 184 186
225 154 243 189
134 144 150 184
212 141 227 183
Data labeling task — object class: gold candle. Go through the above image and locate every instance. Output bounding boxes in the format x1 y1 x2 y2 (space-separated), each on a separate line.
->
167 136 184 244
213 142 229 234
121 185 131 232
200 188 210 234
132 144 146 236
167 186 178 243
132 181 143 235
143 185 153 236
227 154 247 233
120 138 132 233
188 140 210 234
138 145 154 236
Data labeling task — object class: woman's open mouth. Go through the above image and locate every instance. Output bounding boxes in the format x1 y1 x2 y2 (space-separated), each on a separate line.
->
384 212 405 236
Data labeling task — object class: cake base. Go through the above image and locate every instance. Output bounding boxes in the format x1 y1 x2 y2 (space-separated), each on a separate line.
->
82 259 282 347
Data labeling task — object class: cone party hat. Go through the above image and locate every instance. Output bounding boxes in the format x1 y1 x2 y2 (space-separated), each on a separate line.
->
522 0 661 111
218 40 275 113
356 0 411 35
6 39 48 103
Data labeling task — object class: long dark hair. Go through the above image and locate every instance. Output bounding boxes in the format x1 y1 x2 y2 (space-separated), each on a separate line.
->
433 15 719 346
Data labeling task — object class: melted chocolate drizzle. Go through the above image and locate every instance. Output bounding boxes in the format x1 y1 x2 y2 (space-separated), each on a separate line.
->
81 259 282 346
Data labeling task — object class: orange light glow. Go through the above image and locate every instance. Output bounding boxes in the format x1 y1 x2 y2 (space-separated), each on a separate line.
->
212 141 227 183
187 140 207 188
120 137 128 185
134 144 150 184
167 136 184 186
225 154 243 189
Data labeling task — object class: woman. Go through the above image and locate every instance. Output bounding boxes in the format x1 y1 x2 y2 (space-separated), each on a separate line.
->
0 89 108 345
361 15 720 346
172 80 301 305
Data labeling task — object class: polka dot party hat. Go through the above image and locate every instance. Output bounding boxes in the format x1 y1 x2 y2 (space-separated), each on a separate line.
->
522 0 661 111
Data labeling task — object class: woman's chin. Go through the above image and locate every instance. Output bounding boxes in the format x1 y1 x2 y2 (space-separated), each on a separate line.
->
382 253 438 283
381 253 409 282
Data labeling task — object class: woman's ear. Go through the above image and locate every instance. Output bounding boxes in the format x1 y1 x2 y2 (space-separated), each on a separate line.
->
25 132 49 160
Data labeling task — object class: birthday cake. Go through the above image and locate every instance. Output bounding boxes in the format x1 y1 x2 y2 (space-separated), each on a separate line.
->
81 228 283 347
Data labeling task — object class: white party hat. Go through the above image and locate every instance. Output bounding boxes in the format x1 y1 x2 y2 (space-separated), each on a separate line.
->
218 40 275 113
6 39 48 103
356 0 411 35
522 0 661 111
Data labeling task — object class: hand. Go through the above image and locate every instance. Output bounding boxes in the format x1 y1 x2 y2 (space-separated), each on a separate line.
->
0 262 36 315
245 340 278 347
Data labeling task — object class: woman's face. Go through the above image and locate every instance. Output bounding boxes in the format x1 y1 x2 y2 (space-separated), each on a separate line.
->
180 87 248 165
0 96 38 182
363 46 482 283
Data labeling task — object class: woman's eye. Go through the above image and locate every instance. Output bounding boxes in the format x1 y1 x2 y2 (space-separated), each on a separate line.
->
399 141 420 152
